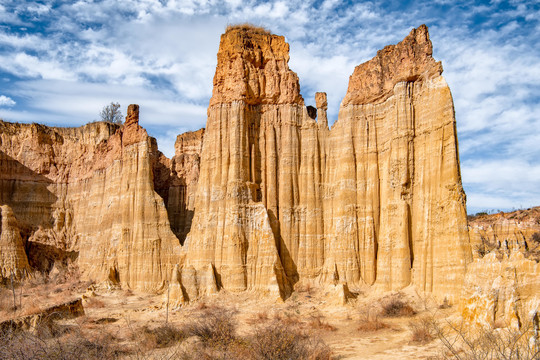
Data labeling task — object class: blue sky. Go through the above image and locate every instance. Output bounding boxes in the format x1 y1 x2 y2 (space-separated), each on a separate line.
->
0 0 539 214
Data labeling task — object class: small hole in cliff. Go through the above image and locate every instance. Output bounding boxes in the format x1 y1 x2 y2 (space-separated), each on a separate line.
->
306 106 316 120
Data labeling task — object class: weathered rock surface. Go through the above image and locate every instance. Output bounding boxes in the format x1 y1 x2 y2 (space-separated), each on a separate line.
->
160 129 204 244
461 252 540 328
0 298 84 333
1 25 474 303
0 107 182 291
183 24 471 302
0 204 31 280
468 207 540 256
462 208 540 326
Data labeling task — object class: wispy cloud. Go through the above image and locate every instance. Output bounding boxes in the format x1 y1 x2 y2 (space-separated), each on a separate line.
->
0 0 538 212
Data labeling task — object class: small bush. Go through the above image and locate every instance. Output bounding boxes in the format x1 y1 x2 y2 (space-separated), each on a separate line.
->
436 320 540 360
247 311 270 325
308 315 337 332
409 318 435 344
382 298 416 317
187 306 238 347
139 324 186 349
357 308 388 332
249 321 332 360
0 325 121 359
532 232 540 244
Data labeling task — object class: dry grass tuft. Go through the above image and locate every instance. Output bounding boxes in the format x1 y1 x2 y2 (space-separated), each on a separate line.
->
382 297 416 317
225 23 271 35
247 311 270 325
409 317 435 344
249 320 333 360
308 315 337 332
187 306 239 347
138 324 186 350
357 311 389 332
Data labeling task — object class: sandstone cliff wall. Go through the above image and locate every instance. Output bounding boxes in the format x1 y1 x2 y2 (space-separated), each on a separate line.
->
0 107 183 291
183 25 472 302
468 207 540 256
0 204 31 280
1 25 474 303
462 208 540 326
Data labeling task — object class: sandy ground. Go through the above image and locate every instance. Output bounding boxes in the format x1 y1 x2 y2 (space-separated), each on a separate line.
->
41 283 453 359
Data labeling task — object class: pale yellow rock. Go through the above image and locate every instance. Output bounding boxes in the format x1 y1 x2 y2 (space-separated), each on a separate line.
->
0 108 182 291
0 25 473 304
165 264 185 308
0 205 31 280
460 251 540 328
185 24 471 303
325 283 355 306
468 207 540 257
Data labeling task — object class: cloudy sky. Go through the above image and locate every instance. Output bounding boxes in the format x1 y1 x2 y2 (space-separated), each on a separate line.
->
0 0 539 214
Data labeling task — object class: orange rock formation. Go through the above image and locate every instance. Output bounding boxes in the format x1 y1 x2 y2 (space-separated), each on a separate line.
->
0 25 475 304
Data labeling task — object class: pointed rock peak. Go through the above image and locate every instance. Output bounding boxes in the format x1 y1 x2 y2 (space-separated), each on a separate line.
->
210 24 303 106
125 104 139 126
315 92 328 110
342 24 443 106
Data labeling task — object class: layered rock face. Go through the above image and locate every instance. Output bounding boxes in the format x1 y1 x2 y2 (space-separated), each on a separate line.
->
468 207 540 255
462 208 540 326
184 24 471 302
160 129 204 244
461 252 540 328
1 25 473 303
0 107 182 291
0 205 31 280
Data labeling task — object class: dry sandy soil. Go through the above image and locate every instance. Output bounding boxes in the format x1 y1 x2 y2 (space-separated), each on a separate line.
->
1 276 458 359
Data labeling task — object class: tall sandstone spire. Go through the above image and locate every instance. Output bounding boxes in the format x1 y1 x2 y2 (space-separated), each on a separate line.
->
185 24 472 302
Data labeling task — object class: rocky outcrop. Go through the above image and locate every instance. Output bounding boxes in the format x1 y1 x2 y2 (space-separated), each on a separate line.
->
0 205 31 280
461 252 540 328
325 25 471 301
0 25 472 303
0 106 182 291
183 24 471 302
160 129 204 244
0 298 84 333
468 207 540 256
462 208 540 327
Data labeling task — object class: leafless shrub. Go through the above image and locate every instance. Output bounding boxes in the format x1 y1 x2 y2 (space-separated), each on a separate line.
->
0 320 122 359
357 307 388 332
187 306 238 347
249 320 332 360
409 317 435 344
531 232 540 244
138 324 186 350
382 297 416 317
435 319 540 360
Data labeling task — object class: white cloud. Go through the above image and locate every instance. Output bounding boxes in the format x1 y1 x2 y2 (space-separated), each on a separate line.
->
0 95 15 107
0 0 538 212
